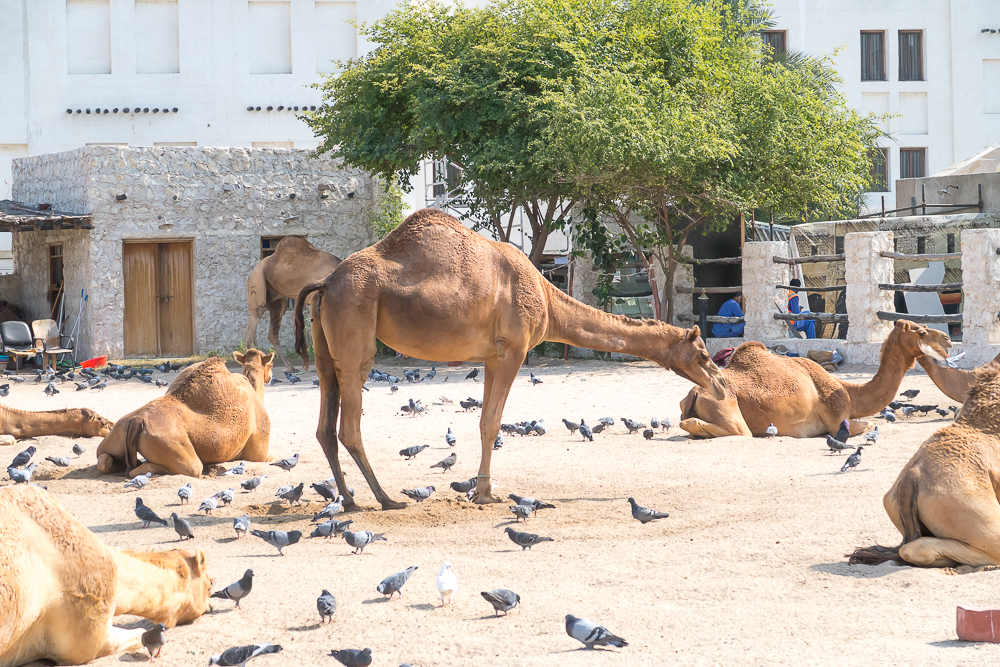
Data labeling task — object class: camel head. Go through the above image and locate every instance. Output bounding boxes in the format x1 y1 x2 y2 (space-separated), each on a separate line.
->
124 547 211 625
888 320 951 366
80 408 114 437
668 326 726 400
234 349 274 388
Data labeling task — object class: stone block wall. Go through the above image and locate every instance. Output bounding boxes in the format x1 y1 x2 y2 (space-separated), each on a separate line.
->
961 228 1000 364
742 242 788 341
845 231 894 346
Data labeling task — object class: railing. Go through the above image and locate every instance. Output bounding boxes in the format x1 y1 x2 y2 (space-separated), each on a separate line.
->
775 283 846 293
876 312 963 324
678 313 744 324
859 184 984 219
772 254 845 265
876 251 963 326
879 251 961 262
773 312 848 323
675 285 742 294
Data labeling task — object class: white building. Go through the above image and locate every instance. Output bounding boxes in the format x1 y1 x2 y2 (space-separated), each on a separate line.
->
765 0 1000 212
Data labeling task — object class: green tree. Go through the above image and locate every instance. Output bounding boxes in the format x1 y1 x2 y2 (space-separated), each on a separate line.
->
367 176 407 241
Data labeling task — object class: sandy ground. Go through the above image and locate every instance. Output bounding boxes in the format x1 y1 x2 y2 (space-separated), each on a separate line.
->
6 356 1000 667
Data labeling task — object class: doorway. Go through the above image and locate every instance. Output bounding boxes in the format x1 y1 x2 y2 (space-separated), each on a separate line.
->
123 241 194 357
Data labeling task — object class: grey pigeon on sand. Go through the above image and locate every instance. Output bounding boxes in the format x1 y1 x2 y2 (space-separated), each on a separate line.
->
313 496 345 521
660 417 674 431
208 643 282 666
317 589 337 624
509 504 532 522
7 464 37 483
217 488 235 505
900 388 920 400
579 420 593 441
211 569 254 609
764 423 778 437
865 426 880 444
241 475 266 492
504 526 554 550
170 513 194 540
311 519 353 539
141 623 166 661
234 514 251 539
343 530 387 555
199 496 219 515
311 482 338 501
135 497 168 527
269 453 299 471
841 446 863 473
278 482 305 505
329 648 372 667
481 589 520 616
445 427 456 446
177 483 193 504
274 485 293 498
834 419 851 442
45 456 70 467
377 566 418 599
430 453 456 473
565 614 628 649
826 435 852 453
451 477 476 494
530 372 542 385
627 497 670 523
10 446 36 469
222 461 245 476
642 429 653 440
401 486 435 503
251 529 302 556
72 443 86 457
124 472 153 490
562 418 579 434
399 445 428 460
591 422 605 434
507 494 555 515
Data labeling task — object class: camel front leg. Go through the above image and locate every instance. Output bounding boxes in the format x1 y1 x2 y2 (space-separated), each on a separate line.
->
898 537 999 568
266 298 296 371
678 390 752 439
96 625 145 659
474 348 525 503
680 418 749 439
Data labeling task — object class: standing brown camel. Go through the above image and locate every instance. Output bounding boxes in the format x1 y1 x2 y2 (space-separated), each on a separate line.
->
95 349 273 478
293 209 725 510
679 320 951 438
850 366 1000 569
244 236 341 371
916 351 1000 404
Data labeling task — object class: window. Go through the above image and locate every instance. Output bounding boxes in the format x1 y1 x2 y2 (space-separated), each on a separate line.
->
316 2 357 73
761 31 786 55
835 236 845 254
869 147 889 192
49 245 64 315
136 0 179 74
66 0 111 74
900 148 926 179
249 1 291 74
893 238 898 252
261 237 286 259
947 233 956 254
898 31 923 81
861 31 885 81
917 237 926 254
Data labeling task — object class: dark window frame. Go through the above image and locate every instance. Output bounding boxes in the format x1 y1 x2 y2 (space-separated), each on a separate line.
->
861 31 886 81
947 233 956 254
869 147 889 192
917 236 926 254
761 30 787 55
260 236 287 260
900 148 926 179
898 30 923 81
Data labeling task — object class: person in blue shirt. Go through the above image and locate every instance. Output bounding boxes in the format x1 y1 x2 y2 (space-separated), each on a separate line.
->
712 293 745 338
787 278 817 339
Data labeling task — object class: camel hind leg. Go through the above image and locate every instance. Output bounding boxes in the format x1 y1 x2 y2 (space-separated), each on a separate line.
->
473 344 527 503
312 323 356 509
679 388 752 438
265 296 298 371
244 263 268 350
898 491 1000 568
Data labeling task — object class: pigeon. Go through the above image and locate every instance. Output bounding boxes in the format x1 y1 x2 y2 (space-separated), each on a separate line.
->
44 382 59 397
75 381 89 391
935 408 950 418
212 569 254 608
274 485 293 498
642 429 654 440
450 478 477 494
284 372 301 384
901 406 918 418
311 519 353 539
899 389 920 400
949 405 959 417
45 456 70 467
390 384 398 394
241 475 266 492
494 434 504 449
533 420 547 435
530 372 542 385
826 435 852 453
10 446 35 469
7 463 36 483
91 380 107 391
508 494 555 515
9 375 23 383
313 496 344 521
223 461 246 476
459 399 479 411
234 514 251 539
465 368 479 380
591 422 605 434
217 488 235 506
627 497 670 523
401 486 435 502
509 504 532 522
177 483 193 504
124 472 153 490
317 589 337 624
562 418 580 434
661 417 674 431
251 529 302 556
841 446 863 473
579 420 594 441
399 445 428 460
134 497 168 527
445 427 457 447
565 615 628 649
865 426 880 444
481 589 520 616
311 482 338 501
504 527 554 550
916 405 938 416
278 482 305 505
431 453 456 473
269 453 299 471
199 496 219 515
329 648 372 667
267 377 282 386
424 366 437 381
436 561 458 606
168 512 194 540
208 643 282 666
343 530 387 554
621 418 643 433
72 443 86 457
141 623 166 661
155 379 169 388
377 566 418 599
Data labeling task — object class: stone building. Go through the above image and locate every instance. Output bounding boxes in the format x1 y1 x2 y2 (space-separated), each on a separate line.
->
2 146 377 360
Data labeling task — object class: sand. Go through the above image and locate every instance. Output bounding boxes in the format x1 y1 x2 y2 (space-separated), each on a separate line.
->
8 357 1000 666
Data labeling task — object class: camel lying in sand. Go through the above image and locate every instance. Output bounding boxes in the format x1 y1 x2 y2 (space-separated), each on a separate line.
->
0 485 210 666
850 367 1000 569
0 405 113 443
917 351 1000 404
96 350 273 477
679 320 951 438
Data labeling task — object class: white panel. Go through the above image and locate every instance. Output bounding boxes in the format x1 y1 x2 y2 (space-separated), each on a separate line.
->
859 92 889 132
0 144 28 200
249 1 291 74
985 60 1000 114
66 0 111 74
136 0 179 74
898 92 928 135
315 2 357 73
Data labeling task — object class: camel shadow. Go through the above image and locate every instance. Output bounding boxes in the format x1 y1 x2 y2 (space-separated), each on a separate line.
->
406 603 436 612
39 466 103 481
808 561 901 579
88 522 166 533
289 623 322 632
215 537 239 544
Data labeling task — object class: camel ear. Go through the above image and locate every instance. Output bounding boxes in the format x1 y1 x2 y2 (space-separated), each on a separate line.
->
687 326 700 342
81 408 95 421
190 547 207 575
233 352 245 364
261 353 274 367
896 320 910 332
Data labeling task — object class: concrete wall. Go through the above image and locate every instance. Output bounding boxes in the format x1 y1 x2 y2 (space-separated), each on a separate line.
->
896 172 1000 216
11 146 376 359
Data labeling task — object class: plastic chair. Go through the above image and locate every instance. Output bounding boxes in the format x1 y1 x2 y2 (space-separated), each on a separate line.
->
0 321 38 370
31 319 74 370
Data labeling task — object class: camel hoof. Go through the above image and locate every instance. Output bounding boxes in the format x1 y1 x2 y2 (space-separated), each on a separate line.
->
380 499 408 511
472 493 503 505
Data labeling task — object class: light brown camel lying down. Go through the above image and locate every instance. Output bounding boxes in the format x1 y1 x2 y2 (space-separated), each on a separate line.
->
96 349 273 478
0 404 113 444
917 350 1000 404
0 485 210 667
679 320 951 438
850 367 1000 569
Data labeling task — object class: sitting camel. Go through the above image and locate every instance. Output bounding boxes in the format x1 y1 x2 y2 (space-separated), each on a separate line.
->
850 366 1000 569
292 208 726 509
96 349 273 478
0 485 210 666
917 350 1000 404
679 320 951 438
0 405 112 442
244 235 341 371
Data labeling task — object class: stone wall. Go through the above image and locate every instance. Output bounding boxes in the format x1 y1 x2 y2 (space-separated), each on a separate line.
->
961 228 1000 364
12 147 378 359
742 242 788 342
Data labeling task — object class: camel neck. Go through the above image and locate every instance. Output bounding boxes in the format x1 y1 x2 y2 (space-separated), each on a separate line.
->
112 551 182 622
842 338 917 418
243 366 267 398
916 355 974 403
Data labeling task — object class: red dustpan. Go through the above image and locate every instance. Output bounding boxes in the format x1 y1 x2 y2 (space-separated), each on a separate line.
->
80 355 107 369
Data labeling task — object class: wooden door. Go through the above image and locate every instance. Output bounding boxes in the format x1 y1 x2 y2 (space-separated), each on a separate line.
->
123 241 193 357
123 243 159 356
157 243 194 356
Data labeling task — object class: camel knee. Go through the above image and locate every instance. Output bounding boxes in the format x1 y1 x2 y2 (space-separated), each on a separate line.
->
898 537 998 568
680 418 739 439
99 627 145 658
96 452 121 473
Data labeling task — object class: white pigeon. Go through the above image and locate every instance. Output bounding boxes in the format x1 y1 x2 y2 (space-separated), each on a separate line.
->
436 561 458 607
199 496 219 515
124 472 153 490
177 483 193 504
764 423 778 438
274 485 293 498
233 514 251 539
945 350 966 369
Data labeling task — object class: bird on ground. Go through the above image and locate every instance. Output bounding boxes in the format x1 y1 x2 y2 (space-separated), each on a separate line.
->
865 426 880 444
627 497 670 523
494 434 504 450
91 380 107 391
154 379 169 388
124 472 153 490
177 483 193 504
343 530 387 555
399 445 428 460
10 446 35 469
208 643 282 666
901 406 918 418
826 435 852 453
135 497 168 527
565 615 628 649
445 427 457 447
141 623 166 661
45 456 70 467
841 447 863 473
329 648 372 667
269 453 299 471
390 384 398 394
579 420 594 441
591 422 605 434
900 388 920 400
139 375 153 384
7 464 36 483
482 589 520 616
599 417 614 427
274 485 292 498
401 486 435 502
278 482 305 505
439 395 453 404
949 405 959 417
377 566 418 599
662 418 675 432
533 420 546 435
212 569 254 609
504 527 554 550
234 514 251 539
222 461 245 476
530 373 542 385
313 496 344 521
509 504 532 522
9 375 23 383
459 398 480 411
170 513 194 541
888 401 904 410
199 496 219 515
431 453 456 473
284 372 301 384
311 482 338 501
217 488 234 504
764 423 778 438
508 494 555 515
424 366 437 381
916 405 938 416
436 561 457 606
317 589 337 624
44 382 58 397
936 408 950 418
562 418 580 434
465 368 479 381
241 475 266 492
650 418 660 429
251 529 302 556
267 377 282 386
882 409 896 423
72 443 85 457
450 478 476 494
75 381 89 391
834 419 850 442
621 418 644 434
642 429 654 440
310 519 353 539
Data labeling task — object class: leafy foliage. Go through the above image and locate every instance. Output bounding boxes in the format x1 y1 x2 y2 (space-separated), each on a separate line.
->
367 177 407 241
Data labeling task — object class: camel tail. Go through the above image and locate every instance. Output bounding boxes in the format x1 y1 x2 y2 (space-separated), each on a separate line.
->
848 475 922 566
124 417 144 475
293 280 327 368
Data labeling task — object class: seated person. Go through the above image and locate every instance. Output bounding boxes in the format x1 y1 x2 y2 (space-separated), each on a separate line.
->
787 278 817 339
712 293 745 338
